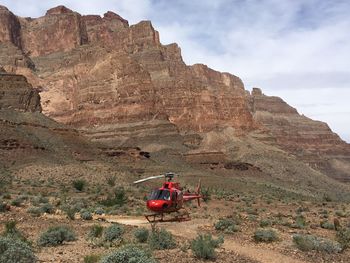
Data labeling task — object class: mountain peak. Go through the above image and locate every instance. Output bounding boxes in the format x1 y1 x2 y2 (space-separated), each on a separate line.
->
46 5 74 15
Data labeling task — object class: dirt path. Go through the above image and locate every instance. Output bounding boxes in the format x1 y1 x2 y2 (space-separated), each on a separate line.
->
103 215 310 263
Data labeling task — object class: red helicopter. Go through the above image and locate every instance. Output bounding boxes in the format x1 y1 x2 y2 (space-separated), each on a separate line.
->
133 172 202 223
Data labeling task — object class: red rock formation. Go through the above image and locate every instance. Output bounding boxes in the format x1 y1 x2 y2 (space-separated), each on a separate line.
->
0 5 21 49
0 72 41 112
0 5 349 181
19 6 88 57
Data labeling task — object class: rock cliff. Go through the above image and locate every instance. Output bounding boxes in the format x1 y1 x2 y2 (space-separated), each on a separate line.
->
0 5 349 181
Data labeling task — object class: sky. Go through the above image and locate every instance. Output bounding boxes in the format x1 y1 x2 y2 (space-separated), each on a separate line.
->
1 0 349 142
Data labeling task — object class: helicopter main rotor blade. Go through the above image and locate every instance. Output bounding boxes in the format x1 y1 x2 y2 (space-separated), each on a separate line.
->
133 174 165 184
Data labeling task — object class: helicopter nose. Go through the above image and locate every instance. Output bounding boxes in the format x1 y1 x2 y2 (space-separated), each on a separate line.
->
147 200 169 212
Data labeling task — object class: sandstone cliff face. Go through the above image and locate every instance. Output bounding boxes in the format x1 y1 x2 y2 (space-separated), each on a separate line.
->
0 71 41 112
0 5 349 181
250 88 350 181
19 6 88 57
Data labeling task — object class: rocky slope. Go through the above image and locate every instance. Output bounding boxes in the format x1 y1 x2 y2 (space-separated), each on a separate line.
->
0 5 349 182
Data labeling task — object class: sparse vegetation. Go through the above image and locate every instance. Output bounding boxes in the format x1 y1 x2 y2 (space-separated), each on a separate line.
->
104 224 124 242
320 220 335 230
148 228 176 250
0 236 36 263
336 228 350 250
99 187 127 207
134 227 149 243
2 220 27 243
88 224 104 239
191 234 224 260
80 210 93 220
214 218 240 233
100 245 156 263
253 228 278 243
84 254 101 263
73 179 86 191
38 226 76 247
293 234 342 253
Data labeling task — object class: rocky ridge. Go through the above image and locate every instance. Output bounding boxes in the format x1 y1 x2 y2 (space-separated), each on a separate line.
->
0 5 349 181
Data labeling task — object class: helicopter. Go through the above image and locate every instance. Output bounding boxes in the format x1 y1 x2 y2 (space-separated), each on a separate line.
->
133 172 202 223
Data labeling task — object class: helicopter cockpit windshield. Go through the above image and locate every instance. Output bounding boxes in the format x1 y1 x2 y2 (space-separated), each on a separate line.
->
148 189 171 201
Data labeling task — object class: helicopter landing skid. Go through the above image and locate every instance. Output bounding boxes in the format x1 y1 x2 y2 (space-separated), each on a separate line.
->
145 209 190 224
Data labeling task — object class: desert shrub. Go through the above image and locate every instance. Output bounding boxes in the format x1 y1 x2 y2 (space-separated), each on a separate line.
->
61 205 78 220
80 210 93 220
260 219 272 228
336 228 350 250
11 197 23 207
134 228 149 243
38 226 76 247
31 196 49 206
148 228 176 250
201 187 211 202
40 203 54 214
191 234 224 260
104 224 124 242
320 220 335 230
106 175 117 187
0 203 8 213
214 218 239 233
99 187 127 207
293 234 342 253
292 214 307 229
27 207 42 217
73 179 86 191
253 228 278 243
335 211 347 218
0 169 11 191
0 236 36 263
2 220 27 243
89 225 104 239
84 254 101 263
100 245 156 263
95 207 105 215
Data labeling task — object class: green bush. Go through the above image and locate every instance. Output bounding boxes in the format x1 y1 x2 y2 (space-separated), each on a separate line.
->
0 202 9 213
320 220 335 230
259 219 272 228
292 214 307 229
2 220 27 243
40 203 54 214
38 226 76 247
106 175 117 187
89 225 104 239
191 234 224 260
104 224 124 242
293 234 342 253
0 236 36 263
84 254 101 263
253 228 278 243
100 245 156 263
214 218 239 233
148 228 176 250
336 228 350 250
73 179 86 191
80 210 93 220
134 228 149 243
27 207 42 217
11 198 23 207
99 187 127 207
